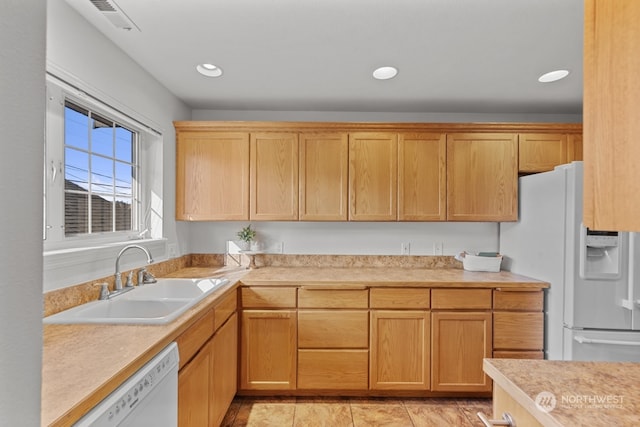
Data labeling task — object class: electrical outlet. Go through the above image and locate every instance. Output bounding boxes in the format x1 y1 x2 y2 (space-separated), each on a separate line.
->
401 242 411 255
433 242 444 255
168 243 178 258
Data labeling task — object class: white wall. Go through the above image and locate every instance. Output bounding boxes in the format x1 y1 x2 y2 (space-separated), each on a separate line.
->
192 109 582 123
45 0 191 290
0 2 45 425
188 221 498 256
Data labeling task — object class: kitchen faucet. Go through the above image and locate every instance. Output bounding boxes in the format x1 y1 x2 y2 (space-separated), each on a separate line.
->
114 244 154 291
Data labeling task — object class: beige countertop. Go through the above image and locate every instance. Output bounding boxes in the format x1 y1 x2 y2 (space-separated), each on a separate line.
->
484 358 640 426
41 265 546 426
241 266 548 288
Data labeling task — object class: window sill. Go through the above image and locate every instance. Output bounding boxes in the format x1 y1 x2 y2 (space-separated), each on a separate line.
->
43 238 168 292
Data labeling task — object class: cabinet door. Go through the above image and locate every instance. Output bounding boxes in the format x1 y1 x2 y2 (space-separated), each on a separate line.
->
250 133 299 220
446 133 518 221
211 313 238 427
567 134 583 162
176 131 249 220
349 132 398 220
584 0 640 231
178 339 213 427
240 310 297 390
299 133 348 220
431 311 492 392
370 310 430 390
518 133 568 173
398 133 446 221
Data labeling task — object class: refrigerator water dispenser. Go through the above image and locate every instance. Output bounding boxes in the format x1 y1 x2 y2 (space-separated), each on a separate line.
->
579 227 624 279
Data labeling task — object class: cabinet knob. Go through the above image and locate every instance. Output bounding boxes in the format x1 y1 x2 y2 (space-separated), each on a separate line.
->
477 412 516 427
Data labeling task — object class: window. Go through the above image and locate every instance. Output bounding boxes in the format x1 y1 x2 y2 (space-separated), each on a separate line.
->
44 75 160 251
63 101 138 236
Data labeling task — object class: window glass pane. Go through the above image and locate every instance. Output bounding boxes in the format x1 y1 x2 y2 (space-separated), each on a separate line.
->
65 148 89 191
64 103 89 151
92 194 113 233
115 126 134 162
115 161 133 196
65 192 88 236
91 155 114 195
91 114 114 157
115 197 132 231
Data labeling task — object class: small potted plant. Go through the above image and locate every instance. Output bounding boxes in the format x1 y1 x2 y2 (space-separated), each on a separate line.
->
236 224 257 250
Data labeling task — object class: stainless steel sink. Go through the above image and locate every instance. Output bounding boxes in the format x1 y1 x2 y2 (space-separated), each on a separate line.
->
44 277 230 325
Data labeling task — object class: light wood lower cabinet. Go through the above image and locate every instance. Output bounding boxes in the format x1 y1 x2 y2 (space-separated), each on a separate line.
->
178 338 213 426
236 285 545 396
240 309 297 390
431 288 493 393
370 310 430 390
297 288 369 391
431 311 492 392
493 289 544 359
178 291 238 427
211 313 238 427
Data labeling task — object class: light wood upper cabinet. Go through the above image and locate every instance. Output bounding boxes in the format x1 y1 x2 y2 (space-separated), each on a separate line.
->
349 132 398 221
518 133 583 173
446 133 518 221
299 133 348 220
518 133 568 173
250 133 299 220
398 133 446 221
175 131 249 220
584 0 640 231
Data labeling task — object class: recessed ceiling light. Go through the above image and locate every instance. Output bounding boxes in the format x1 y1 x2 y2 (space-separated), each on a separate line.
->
373 66 398 80
196 63 223 77
538 69 569 83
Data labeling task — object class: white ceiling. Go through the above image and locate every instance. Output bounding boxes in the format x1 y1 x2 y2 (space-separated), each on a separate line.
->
64 0 584 114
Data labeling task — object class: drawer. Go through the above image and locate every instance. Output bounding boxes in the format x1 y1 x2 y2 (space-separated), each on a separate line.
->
298 310 368 348
297 349 369 390
176 309 214 369
240 287 296 308
493 312 544 350
493 289 543 311
298 287 368 308
431 289 492 310
214 289 237 330
370 288 430 309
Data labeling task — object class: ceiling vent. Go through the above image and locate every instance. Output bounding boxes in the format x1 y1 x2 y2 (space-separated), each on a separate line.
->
89 0 140 31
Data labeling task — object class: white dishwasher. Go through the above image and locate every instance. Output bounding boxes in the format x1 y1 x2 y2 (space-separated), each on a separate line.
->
74 342 179 427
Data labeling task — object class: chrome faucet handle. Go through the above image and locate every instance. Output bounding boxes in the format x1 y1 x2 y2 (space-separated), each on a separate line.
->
99 283 109 300
125 271 134 288
142 270 157 284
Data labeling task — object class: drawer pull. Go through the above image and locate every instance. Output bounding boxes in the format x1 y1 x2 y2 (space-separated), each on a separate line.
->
477 412 516 427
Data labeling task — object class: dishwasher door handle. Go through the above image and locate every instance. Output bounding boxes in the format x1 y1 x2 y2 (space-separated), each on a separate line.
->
574 335 640 346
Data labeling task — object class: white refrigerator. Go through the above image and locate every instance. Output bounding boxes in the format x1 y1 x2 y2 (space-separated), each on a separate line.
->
499 161 640 361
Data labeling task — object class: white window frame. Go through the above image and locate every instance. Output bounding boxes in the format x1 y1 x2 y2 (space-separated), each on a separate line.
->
45 76 149 249
43 73 166 292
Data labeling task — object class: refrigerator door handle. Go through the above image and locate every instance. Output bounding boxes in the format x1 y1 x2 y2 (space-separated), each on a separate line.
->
621 233 636 310
574 335 640 346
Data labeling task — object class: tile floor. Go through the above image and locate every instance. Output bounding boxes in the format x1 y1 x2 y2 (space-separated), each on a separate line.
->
221 396 493 427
